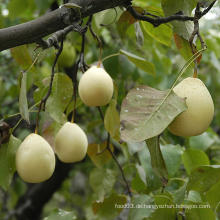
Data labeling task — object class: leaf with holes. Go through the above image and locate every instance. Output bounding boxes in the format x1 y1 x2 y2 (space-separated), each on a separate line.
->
120 85 187 142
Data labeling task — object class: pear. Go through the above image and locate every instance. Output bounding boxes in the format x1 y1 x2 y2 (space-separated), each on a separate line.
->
55 122 88 163
16 133 55 183
78 66 114 106
169 77 214 137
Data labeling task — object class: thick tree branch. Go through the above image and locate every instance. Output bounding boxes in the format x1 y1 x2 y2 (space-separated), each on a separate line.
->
127 0 217 27
3 160 73 220
0 0 130 51
0 0 216 51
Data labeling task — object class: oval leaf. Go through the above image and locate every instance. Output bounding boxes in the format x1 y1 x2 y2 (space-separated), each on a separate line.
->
120 49 155 75
120 85 187 142
182 148 210 174
104 99 120 140
187 165 220 193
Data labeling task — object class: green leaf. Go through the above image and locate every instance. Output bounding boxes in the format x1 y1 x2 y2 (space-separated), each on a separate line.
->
89 168 116 201
127 141 145 156
0 135 21 190
120 49 156 75
141 21 173 46
95 8 122 28
187 165 220 193
120 85 187 142
182 148 210 174
174 34 193 60
161 0 196 40
146 137 168 183
104 99 120 140
117 10 137 38
10 45 33 69
44 208 77 220
46 73 73 124
131 164 147 193
149 193 176 220
128 194 154 220
185 203 216 220
134 22 144 46
8 135 21 174
8 0 36 19
168 179 187 204
92 194 127 219
205 180 220 210
161 144 183 177
189 128 219 151
19 72 29 124
186 190 202 203
34 0 54 13
138 143 162 191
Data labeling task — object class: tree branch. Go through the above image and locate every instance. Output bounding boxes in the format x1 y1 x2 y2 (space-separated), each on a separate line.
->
0 0 216 51
0 0 130 51
127 6 194 27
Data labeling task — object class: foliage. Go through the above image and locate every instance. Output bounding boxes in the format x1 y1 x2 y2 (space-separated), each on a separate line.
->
0 0 220 219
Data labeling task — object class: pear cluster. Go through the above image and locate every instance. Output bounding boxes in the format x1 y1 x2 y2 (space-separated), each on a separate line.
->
16 123 88 183
16 64 114 183
169 77 214 137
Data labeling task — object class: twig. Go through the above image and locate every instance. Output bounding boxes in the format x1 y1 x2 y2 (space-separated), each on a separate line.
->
178 208 186 220
127 5 194 27
88 15 103 65
97 107 132 197
188 1 216 77
36 23 85 49
127 0 216 28
71 59 80 123
35 36 64 133
78 31 88 72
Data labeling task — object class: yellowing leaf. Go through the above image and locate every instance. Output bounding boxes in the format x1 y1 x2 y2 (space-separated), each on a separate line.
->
11 45 33 69
87 142 114 168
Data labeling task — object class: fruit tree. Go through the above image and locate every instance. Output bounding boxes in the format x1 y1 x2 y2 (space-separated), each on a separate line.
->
0 0 220 220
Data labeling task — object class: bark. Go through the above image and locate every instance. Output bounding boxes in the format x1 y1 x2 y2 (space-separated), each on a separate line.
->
14 159 73 220
0 0 130 51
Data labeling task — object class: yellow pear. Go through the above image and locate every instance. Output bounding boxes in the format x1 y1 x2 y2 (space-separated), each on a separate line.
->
16 133 55 183
55 122 88 163
169 77 214 137
78 66 114 106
